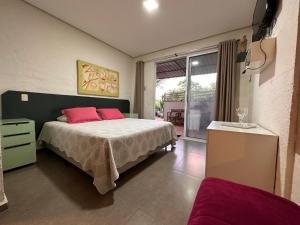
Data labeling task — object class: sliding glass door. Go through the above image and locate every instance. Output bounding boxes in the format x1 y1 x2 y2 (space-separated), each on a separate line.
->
184 51 218 140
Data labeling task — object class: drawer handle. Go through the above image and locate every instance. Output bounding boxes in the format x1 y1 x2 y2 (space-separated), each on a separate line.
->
4 143 31 150
3 132 30 138
2 122 30 126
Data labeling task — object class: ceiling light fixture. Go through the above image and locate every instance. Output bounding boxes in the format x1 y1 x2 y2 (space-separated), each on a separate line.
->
191 61 199 66
143 0 159 12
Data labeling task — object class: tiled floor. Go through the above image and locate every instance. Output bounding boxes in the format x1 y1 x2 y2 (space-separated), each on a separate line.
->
0 138 205 225
174 125 184 136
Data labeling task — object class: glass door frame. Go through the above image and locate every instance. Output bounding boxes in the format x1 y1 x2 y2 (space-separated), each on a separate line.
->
183 48 218 143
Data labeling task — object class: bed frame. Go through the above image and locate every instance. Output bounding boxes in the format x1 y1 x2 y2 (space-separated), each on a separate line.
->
46 140 175 175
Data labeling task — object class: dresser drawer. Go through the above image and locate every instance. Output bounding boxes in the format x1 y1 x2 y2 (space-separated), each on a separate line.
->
2 132 35 148
2 143 36 171
1 121 34 136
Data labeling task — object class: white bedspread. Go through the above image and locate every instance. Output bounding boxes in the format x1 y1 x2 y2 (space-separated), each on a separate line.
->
38 118 177 194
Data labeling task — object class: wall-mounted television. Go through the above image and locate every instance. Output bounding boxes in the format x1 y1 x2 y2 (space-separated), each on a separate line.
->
252 0 278 42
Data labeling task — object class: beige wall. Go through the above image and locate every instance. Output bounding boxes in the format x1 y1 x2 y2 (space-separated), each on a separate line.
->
0 0 134 117
250 0 300 203
134 27 252 119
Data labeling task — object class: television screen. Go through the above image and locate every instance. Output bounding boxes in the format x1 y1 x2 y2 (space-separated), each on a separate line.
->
252 0 278 42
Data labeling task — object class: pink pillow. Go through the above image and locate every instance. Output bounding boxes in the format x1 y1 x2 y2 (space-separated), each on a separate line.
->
97 108 125 120
62 107 101 124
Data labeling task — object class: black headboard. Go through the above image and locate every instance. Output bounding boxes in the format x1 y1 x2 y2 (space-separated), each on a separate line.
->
1 90 130 137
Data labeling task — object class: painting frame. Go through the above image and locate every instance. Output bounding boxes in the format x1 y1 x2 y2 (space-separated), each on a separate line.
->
77 60 119 97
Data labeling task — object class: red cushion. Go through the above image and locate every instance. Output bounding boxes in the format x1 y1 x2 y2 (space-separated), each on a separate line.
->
63 107 101 124
97 108 125 120
187 178 300 225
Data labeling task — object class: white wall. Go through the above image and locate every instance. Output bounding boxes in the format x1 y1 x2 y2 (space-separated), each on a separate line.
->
0 0 134 117
250 0 300 203
134 27 252 119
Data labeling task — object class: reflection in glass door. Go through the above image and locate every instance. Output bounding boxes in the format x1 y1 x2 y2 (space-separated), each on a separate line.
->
185 51 218 140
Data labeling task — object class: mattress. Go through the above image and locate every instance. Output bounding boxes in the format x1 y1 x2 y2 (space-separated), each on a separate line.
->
38 118 177 194
187 178 300 225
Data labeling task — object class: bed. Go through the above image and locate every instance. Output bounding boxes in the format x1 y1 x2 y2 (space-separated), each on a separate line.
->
38 118 177 194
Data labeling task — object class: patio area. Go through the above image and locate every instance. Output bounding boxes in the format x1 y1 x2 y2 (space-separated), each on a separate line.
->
155 116 184 137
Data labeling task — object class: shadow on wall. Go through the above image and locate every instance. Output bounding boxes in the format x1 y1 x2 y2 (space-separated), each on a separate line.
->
284 144 296 198
259 54 277 86
275 151 282 196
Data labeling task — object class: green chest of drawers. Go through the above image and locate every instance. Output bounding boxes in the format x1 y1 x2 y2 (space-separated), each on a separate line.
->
1 119 36 171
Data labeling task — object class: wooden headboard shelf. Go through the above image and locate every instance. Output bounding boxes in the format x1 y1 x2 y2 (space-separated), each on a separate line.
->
1 91 130 137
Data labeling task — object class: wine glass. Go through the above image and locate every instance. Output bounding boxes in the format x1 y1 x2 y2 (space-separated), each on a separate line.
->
236 107 248 123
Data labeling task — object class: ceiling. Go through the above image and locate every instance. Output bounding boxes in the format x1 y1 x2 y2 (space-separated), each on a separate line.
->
25 0 257 57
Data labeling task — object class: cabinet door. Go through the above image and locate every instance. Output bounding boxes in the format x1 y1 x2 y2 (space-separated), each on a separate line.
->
206 130 277 193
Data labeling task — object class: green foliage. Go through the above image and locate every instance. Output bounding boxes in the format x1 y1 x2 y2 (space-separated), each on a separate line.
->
155 99 164 110
157 77 216 106
177 78 216 92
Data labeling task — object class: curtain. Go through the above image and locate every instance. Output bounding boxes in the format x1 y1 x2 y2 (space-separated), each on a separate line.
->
133 61 144 118
215 40 237 122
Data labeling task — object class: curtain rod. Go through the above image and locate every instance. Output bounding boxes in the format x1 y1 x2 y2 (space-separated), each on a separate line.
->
142 44 219 63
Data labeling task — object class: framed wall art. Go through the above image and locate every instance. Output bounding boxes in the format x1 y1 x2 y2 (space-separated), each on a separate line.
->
77 60 119 97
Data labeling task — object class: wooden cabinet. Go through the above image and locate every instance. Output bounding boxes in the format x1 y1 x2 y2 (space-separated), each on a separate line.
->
206 121 278 193
1 119 36 171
